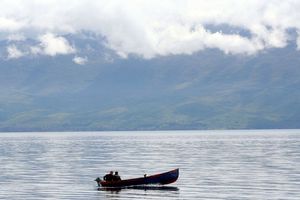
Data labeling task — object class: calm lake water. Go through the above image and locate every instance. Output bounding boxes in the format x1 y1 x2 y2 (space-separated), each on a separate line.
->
0 130 299 199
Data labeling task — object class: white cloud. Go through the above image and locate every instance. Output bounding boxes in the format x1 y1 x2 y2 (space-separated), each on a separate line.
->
6 44 24 59
1 0 300 58
0 17 24 31
103 53 114 63
31 33 75 56
30 46 41 55
7 34 26 41
73 56 87 65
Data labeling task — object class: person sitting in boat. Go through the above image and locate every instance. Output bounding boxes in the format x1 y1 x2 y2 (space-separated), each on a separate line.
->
113 171 121 181
103 171 114 182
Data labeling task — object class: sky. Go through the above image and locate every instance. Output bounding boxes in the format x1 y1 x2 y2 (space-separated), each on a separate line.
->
1 0 300 60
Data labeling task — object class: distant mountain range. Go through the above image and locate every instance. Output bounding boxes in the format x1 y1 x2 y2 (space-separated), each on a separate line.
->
1 34 300 131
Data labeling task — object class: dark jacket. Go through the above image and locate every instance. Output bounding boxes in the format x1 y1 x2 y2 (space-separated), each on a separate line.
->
113 175 121 181
103 174 114 181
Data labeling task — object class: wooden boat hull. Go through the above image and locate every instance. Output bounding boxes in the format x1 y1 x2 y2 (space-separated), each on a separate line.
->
98 168 179 188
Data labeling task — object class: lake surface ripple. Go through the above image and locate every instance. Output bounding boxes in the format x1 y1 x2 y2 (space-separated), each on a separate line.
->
0 130 299 199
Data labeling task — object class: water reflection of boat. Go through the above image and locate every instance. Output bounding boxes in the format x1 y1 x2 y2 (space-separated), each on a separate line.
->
96 168 179 188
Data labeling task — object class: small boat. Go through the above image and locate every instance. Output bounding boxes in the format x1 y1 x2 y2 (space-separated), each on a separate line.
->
95 168 179 188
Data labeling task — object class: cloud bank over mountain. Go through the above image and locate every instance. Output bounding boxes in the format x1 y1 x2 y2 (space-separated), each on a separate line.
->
1 0 300 58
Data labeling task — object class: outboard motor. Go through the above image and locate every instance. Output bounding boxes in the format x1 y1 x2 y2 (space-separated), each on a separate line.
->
94 177 101 187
